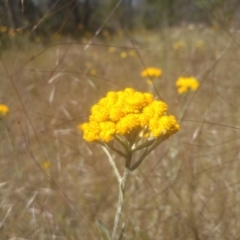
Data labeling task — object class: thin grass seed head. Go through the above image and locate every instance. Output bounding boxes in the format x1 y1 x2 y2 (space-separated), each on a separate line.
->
78 88 179 143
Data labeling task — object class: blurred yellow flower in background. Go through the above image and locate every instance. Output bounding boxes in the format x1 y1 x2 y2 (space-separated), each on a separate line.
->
196 40 203 48
89 68 96 75
173 41 185 50
108 47 116 53
141 67 162 78
128 50 137 57
0 104 9 117
42 161 51 170
120 51 127 58
176 76 199 94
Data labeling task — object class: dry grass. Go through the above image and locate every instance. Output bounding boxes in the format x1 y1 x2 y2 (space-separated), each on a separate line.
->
1 25 240 240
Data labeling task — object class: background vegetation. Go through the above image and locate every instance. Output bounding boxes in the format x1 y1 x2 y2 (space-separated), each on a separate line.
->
1 0 240 239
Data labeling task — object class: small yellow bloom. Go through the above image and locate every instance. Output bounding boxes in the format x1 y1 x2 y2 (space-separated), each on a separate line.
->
120 51 127 59
108 47 116 53
176 76 199 94
173 41 185 50
141 67 162 78
150 115 180 137
116 114 141 135
99 121 116 142
89 68 96 75
0 104 9 117
42 161 51 170
196 40 203 48
128 50 137 57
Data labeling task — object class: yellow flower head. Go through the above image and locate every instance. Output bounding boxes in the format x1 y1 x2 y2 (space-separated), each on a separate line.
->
173 41 185 50
196 40 203 48
176 76 199 94
0 104 9 117
120 51 127 58
128 50 137 57
89 68 96 75
141 67 162 79
42 161 51 170
78 88 179 142
108 47 116 53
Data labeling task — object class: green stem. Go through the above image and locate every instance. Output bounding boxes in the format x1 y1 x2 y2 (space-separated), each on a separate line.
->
101 146 131 240
111 167 131 240
130 135 168 171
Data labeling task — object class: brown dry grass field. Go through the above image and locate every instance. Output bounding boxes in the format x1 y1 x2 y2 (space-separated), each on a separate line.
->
1 26 240 239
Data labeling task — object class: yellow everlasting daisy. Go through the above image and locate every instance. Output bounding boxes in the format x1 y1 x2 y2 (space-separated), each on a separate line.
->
78 88 179 142
176 76 199 94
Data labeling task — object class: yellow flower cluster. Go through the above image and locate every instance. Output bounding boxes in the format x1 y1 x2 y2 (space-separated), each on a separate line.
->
79 88 179 142
141 67 162 78
0 104 9 117
176 77 199 94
